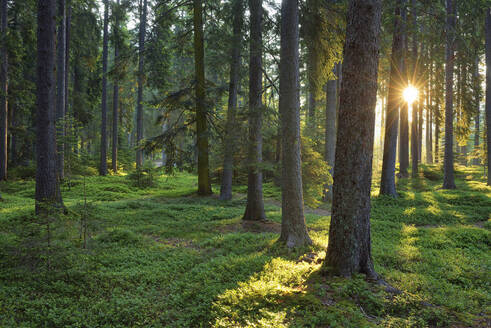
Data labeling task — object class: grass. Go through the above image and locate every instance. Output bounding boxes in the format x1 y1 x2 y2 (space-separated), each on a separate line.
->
0 165 490 327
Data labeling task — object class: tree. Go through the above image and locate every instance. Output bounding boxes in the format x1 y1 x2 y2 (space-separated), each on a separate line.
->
136 0 147 168
243 0 266 220
112 0 120 172
323 0 382 278
99 0 109 176
219 0 244 200
399 0 409 177
194 0 212 195
278 0 311 248
324 64 338 202
380 0 403 197
473 57 480 166
0 0 7 181
443 0 456 189
35 0 63 214
56 0 66 179
411 0 418 178
486 8 491 185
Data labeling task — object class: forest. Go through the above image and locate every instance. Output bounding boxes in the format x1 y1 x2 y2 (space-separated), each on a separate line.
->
0 0 490 326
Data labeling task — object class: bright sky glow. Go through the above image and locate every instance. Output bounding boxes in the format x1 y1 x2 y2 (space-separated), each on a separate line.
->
403 86 418 104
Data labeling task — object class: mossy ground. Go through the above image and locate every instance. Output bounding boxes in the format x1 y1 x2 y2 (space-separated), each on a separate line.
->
0 165 489 327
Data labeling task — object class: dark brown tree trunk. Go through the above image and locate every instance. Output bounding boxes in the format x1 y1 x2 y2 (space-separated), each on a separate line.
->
486 8 491 185
399 0 409 177
243 0 265 220
324 64 338 202
435 117 440 163
112 0 120 172
220 0 244 200
0 0 7 181
323 0 382 278
411 0 418 178
426 58 433 164
136 0 147 168
193 0 212 195
65 1 70 123
473 56 480 166
443 0 456 189
99 0 109 176
380 1 403 197
56 0 66 180
278 0 311 248
35 0 63 214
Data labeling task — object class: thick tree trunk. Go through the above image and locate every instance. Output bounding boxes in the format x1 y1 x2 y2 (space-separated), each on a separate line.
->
99 0 109 176
56 0 66 180
278 0 311 248
194 0 212 194
410 0 418 177
65 1 70 123
486 9 491 185
473 57 480 166
0 0 7 181
112 0 120 172
443 0 456 189
220 0 244 200
324 64 338 202
399 0 409 177
380 1 403 197
36 0 63 214
243 0 265 220
136 0 147 168
323 0 382 278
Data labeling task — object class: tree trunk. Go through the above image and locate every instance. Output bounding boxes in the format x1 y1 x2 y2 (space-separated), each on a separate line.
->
136 0 147 168
193 0 211 194
399 0 409 177
243 0 265 220
112 0 120 172
324 64 338 202
486 8 491 185
99 0 109 176
473 56 480 166
220 0 244 200
0 0 7 181
56 0 66 180
435 117 440 163
380 1 403 197
278 0 311 248
443 0 456 189
323 0 382 278
36 0 63 214
410 0 418 177
426 58 433 164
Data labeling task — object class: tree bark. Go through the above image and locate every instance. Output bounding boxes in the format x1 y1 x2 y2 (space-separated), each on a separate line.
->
0 0 7 181
324 64 338 202
36 0 63 214
136 0 147 168
323 0 382 278
112 0 120 172
399 0 409 177
486 8 491 185
193 0 211 194
56 0 66 180
99 0 109 176
473 56 480 166
410 0 418 178
278 0 311 248
380 1 403 197
220 0 244 200
426 58 433 164
443 0 456 189
243 0 265 220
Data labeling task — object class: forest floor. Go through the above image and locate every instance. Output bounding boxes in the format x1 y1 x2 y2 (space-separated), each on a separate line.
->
0 165 490 327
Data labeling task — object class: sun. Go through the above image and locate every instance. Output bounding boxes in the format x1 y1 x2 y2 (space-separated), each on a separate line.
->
403 86 418 104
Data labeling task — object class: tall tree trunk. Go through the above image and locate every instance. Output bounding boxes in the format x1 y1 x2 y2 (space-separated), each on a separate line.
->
136 0 147 168
243 0 265 220
193 0 212 194
486 8 491 185
36 0 63 214
435 116 440 163
324 64 338 202
220 0 244 200
323 0 382 278
99 0 109 176
443 0 456 189
426 58 433 164
0 0 7 181
473 56 480 166
278 0 311 248
411 0 418 177
65 1 70 122
56 0 66 180
380 1 403 197
399 0 409 177
112 0 120 172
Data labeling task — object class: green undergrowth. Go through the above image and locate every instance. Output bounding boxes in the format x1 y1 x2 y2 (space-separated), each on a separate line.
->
0 166 489 327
